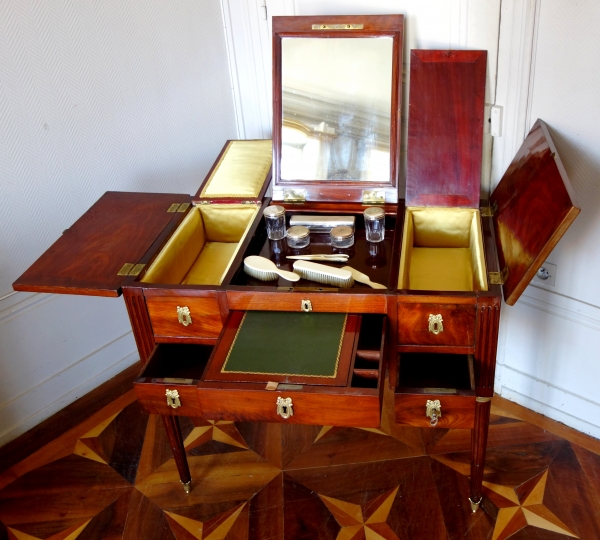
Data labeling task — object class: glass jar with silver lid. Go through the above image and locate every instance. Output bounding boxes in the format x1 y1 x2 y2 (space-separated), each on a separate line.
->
330 225 354 248
363 206 386 243
286 225 310 249
263 205 286 240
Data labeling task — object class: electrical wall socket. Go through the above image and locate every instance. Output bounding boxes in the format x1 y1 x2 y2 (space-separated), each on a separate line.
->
532 261 557 287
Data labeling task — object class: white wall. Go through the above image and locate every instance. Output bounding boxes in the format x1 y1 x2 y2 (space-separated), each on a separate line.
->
0 0 237 446
493 0 600 439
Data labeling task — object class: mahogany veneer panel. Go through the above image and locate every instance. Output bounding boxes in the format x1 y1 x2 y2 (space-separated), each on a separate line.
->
490 119 580 305
398 302 476 346
13 191 189 297
395 393 475 429
406 50 487 208
146 294 223 340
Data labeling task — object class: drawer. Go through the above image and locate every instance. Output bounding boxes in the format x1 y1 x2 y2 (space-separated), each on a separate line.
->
134 343 211 416
197 312 387 427
395 393 475 429
146 294 223 341
398 302 476 347
394 351 475 429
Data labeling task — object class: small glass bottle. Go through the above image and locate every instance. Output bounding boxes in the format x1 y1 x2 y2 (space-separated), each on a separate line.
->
330 225 354 248
364 207 385 243
263 205 286 240
286 225 310 249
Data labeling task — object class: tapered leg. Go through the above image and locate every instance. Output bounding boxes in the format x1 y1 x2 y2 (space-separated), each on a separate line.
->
469 398 492 512
161 414 192 493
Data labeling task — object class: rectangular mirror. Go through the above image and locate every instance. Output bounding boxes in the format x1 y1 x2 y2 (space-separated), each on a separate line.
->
272 16 404 203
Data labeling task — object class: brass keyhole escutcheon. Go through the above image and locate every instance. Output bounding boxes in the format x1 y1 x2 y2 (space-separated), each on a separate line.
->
166 389 181 409
177 306 192 327
276 396 294 419
428 314 443 335
426 399 441 426
301 299 313 312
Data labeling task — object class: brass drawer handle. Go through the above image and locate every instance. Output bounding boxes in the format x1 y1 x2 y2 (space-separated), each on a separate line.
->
166 389 181 409
426 399 441 426
276 396 294 419
428 314 443 334
177 306 192 327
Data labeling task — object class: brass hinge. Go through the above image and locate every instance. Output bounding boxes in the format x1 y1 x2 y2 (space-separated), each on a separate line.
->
167 202 191 213
283 189 306 203
488 266 509 285
117 263 146 276
362 190 386 205
480 200 498 217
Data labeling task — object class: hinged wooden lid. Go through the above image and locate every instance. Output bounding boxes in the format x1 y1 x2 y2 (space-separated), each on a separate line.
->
406 50 487 208
193 140 272 203
490 119 580 305
13 191 191 297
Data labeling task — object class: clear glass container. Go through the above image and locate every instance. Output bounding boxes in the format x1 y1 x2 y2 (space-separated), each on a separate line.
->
330 225 354 248
263 205 286 240
364 207 385 243
286 225 310 249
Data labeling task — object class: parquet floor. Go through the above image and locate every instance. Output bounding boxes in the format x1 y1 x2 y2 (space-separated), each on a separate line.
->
1 385 599 540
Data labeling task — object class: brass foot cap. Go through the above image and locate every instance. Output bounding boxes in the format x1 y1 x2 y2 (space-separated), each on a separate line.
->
181 480 192 494
469 497 482 513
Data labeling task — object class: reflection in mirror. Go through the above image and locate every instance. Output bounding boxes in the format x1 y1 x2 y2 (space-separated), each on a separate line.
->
281 37 393 182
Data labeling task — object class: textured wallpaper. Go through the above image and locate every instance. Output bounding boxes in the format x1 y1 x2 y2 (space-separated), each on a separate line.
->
0 0 237 297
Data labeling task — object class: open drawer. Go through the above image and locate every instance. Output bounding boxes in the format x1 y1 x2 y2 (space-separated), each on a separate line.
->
134 312 387 428
394 352 475 429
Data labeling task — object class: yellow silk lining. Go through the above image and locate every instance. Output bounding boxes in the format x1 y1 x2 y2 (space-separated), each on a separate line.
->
399 207 488 291
200 140 272 199
142 204 260 286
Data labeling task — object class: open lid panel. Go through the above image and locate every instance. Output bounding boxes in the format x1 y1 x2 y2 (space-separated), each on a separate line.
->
406 50 487 208
490 119 580 305
271 15 404 205
193 139 272 203
13 192 191 297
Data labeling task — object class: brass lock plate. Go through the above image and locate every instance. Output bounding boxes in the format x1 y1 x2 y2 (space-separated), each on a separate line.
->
426 399 441 426
166 389 181 409
428 314 443 334
276 396 294 419
177 306 192 327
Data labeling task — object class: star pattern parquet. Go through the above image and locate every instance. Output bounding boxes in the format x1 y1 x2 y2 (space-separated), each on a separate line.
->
0 391 599 539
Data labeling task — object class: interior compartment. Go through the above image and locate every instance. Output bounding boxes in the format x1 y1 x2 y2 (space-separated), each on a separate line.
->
141 343 213 381
351 314 385 389
231 212 396 289
398 207 488 291
397 352 474 393
142 204 260 286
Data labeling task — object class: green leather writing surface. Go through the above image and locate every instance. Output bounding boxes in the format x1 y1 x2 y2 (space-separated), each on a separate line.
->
222 311 347 377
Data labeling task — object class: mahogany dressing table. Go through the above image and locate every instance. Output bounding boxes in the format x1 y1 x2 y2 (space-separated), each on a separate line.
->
13 15 580 513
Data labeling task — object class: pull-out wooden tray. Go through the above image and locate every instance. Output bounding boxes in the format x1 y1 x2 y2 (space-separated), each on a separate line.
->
134 313 387 428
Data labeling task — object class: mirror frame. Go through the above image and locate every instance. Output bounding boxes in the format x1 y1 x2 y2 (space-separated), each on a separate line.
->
272 15 404 204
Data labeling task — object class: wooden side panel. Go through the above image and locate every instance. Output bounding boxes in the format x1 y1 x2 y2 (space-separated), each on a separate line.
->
122 287 155 365
394 393 475 429
145 294 223 340
406 50 487 208
398 302 476 346
13 192 189 296
491 119 580 305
